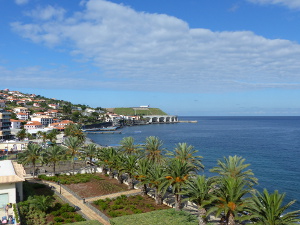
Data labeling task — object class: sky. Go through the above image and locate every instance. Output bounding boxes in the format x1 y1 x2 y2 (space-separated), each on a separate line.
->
1 0 300 116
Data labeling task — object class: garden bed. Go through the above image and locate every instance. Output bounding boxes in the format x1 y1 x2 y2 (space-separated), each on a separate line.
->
64 173 128 198
19 181 86 225
93 194 170 218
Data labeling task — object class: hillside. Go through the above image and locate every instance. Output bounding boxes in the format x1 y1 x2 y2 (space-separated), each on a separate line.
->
107 107 168 116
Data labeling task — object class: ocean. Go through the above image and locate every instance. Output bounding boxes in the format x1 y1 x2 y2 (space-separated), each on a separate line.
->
87 116 300 211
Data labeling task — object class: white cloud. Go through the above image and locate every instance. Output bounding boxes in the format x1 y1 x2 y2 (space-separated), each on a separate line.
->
247 0 300 9
25 5 66 20
15 0 29 5
9 0 300 92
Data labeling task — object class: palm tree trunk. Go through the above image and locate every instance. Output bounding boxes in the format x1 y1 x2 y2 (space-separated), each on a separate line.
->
154 188 163 205
109 168 114 179
198 207 207 225
226 212 235 225
53 162 56 175
32 162 36 178
72 158 75 175
141 184 148 196
175 193 182 211
117 173 123 184
102 166 108 175
128 176 134 189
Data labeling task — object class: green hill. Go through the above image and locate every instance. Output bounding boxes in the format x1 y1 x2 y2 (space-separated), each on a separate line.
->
108 107 167 116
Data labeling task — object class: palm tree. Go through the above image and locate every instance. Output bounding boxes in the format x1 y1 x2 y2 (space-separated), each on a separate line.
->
81 143 98 173
207 176 251 225
247 189 300 224
210 155 258 187
163 158 196 211
42 145 66 175
64 136 82 174
120 154 140 189
28 195 54 212
144 136 166 164
168 142 204 171
119 136 141 155
180 175 214 225
146 163 167 205
17 143 42 177
64 123 85 142
16 129 27 141
97 147 118 178
135 158 152 196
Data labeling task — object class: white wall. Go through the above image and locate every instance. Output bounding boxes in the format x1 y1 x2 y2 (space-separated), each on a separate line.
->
0 183 16 205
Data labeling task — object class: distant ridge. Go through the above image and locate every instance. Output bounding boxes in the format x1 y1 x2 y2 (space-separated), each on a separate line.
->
106 107 167 116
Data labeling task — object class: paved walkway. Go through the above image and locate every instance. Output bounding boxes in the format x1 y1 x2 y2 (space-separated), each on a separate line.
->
86 189 141 202
28 179 111 225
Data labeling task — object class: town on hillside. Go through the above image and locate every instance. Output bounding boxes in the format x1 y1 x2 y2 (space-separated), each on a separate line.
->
0 89 178 151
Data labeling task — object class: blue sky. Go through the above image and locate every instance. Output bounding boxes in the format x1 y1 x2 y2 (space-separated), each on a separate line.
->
1 0 300 116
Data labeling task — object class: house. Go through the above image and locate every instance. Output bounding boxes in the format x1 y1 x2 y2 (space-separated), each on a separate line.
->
45 110 58 118
32 112 45 117
24 121 43 130
13 107 29 114
0 160 25 208
10 119 23 129
33 103 40 107
48 104 59 109
48 120 73 131
16 112 29 120
31 115 53 126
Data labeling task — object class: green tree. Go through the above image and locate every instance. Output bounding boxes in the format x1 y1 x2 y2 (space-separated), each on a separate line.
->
17 143 42 177
16 129 27 141
120 154 140 189
180 175 214 225
247 189 300 224
168 142 204 171
42 145 66 174
144 136 166 164
163 158 196 211
119 136 141 155
210 155 258 187
146 163 167 205
64 136 83 174
28 195 54 212
135 158 152 196
64 123 85 143
81 143 98 173
207 176 250 225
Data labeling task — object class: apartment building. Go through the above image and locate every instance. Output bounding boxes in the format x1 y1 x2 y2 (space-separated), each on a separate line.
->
0 109 11 140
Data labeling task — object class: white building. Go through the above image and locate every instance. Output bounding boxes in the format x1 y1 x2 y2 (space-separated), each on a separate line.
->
31 115 53 126
16 112 29 120
0 160 25 208
10 119 22 129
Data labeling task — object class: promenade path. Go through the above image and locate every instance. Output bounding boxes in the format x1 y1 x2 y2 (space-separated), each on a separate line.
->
27 179 142 225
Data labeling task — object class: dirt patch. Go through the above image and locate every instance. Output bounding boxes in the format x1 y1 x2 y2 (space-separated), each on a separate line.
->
65 174 128 198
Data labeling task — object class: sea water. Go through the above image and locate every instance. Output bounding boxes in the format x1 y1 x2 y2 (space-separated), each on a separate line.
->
87 116 300 211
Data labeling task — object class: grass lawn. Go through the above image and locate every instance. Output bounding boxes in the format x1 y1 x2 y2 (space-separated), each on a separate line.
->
110 208 198 225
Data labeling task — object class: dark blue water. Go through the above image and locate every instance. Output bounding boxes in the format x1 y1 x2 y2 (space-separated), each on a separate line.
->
87 116 300 211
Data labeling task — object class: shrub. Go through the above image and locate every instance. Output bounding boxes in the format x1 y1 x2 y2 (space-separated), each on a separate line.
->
74 214 85 222
64 218 73 223
61 212 71 218
54 217 64 222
